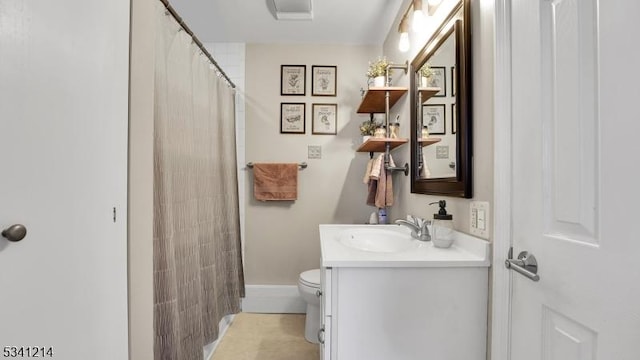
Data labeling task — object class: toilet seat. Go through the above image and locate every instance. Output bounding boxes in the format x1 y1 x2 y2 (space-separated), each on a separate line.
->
299 269 320 288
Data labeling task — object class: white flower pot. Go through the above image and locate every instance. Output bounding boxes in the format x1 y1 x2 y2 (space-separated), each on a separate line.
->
421 76 430 88
362 135 371 143
373 76 386 87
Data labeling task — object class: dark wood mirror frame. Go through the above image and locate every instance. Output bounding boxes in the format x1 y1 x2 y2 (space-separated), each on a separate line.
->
410 0 472 198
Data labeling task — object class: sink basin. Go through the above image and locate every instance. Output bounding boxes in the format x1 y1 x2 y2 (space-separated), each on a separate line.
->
321 224 491 267
338 228 416 253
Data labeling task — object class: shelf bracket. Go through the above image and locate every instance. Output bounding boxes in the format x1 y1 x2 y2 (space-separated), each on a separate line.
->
385 60 409 87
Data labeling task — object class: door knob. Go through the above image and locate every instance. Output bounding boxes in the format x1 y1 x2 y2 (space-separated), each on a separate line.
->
505 248 539 281
2 224 27 242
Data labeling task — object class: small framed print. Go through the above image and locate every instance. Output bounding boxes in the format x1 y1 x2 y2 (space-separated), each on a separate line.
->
311 103 337 135
436 145 450 159
281 65 306 95
280 103 305 134
422 104 446 135
312 65 337 96
427 66 446 97
451 66 456 97
451 103 457 134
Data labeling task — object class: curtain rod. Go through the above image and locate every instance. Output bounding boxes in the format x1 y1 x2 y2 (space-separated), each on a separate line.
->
159 0 236 89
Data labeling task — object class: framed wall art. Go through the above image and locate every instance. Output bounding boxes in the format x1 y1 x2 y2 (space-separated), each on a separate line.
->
280 103 306 134
281 65 306 95
311 103 337 135
427 66 446 97
311 65 337 96
422 104 446 135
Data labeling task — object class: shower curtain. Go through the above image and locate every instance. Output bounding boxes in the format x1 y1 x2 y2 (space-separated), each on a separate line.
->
153 3 245 359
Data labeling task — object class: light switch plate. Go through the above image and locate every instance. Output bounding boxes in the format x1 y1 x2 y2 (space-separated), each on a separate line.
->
308 145 321 159
470 201 490 239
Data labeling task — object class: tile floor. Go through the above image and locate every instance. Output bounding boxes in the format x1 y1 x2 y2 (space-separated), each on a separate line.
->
211 313 319 360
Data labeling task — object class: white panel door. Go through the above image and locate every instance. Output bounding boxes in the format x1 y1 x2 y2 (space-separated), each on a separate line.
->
0 1 129 359
510 0 640 359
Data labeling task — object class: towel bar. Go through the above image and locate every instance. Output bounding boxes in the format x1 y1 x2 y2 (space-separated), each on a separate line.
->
246 162 307 170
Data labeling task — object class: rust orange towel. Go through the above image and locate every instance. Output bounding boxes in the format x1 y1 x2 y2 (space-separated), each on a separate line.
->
366 154 394 208
253 163 298 201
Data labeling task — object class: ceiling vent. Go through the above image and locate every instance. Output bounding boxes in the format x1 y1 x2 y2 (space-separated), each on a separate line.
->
271 0 313 20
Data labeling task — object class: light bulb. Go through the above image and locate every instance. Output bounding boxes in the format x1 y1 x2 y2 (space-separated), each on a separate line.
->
398 32 410 52
398 16 411 52
412 9 426 32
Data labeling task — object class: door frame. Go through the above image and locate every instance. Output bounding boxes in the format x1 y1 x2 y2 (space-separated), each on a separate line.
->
491 0 513 359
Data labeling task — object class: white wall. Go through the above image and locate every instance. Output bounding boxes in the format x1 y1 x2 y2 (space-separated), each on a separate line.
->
244 43 381 285
383 0 494 236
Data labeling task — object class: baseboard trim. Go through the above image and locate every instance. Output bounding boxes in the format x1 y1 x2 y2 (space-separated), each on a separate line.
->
241 285 306 314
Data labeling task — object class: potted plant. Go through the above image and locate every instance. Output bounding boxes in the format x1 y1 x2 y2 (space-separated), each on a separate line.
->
359 118 380 142
419 64 433 87
367 57 391 87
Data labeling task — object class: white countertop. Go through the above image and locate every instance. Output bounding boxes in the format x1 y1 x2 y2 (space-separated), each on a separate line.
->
320 224 491 268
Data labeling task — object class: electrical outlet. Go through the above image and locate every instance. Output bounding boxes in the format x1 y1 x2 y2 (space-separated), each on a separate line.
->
470 201 490 239
308 145 321 159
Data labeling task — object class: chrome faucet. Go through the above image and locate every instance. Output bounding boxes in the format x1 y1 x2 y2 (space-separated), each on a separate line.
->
395 216 431 242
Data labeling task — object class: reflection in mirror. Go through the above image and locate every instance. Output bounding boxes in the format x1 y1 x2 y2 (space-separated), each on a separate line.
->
410 0 472 198
419 30 456 179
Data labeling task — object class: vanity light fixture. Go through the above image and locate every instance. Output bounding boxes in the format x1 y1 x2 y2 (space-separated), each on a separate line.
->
398 16 410 52
412 0 426 31
398 0 437 51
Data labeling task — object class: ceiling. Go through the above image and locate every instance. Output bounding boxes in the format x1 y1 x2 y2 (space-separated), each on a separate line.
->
168 0 405 45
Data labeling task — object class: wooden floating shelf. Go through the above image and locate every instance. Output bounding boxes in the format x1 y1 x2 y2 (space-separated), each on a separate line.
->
357 87 408 113
418 87 441 103
357 137 408 153
418 137 442 147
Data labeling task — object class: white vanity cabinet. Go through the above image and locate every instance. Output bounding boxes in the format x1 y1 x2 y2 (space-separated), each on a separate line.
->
319 224 490 360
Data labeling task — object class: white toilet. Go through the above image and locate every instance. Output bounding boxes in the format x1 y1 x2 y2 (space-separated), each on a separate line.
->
298 268 321 344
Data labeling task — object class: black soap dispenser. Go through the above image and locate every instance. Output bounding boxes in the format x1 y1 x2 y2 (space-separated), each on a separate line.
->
429 200 454 248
